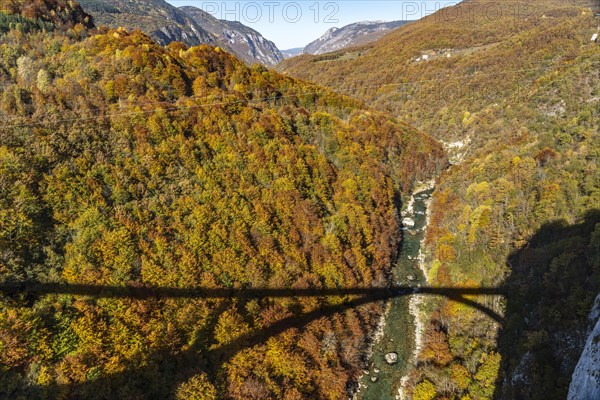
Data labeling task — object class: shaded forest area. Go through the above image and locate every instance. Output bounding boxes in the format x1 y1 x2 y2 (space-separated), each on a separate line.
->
496 209 600 399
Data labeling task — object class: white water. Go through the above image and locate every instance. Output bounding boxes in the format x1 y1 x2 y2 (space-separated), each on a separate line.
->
396 180 434 400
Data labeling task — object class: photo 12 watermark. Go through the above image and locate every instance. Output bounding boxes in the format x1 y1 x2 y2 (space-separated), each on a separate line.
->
196 2 341 24
183 1 561 26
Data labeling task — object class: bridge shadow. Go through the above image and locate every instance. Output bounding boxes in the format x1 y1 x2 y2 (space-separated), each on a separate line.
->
0 282 504 399
494 209 600 400
3 213 596 399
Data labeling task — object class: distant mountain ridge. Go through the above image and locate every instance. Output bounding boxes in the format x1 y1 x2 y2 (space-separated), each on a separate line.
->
77 0 283 66
281 47 303 59
303 20 408 55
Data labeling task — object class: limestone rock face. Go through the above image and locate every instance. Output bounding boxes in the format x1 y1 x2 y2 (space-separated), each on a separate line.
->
568 294 600 400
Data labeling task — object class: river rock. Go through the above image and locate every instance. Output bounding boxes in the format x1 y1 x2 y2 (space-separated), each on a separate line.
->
374 368 380 373
370 376 378 382
402 217 415 227
407 274 415 281
385 352 398 365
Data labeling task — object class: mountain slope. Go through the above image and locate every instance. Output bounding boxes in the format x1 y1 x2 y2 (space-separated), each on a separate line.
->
0 3 446 399
78 0 214 45
303 20 408 55
281 0 600 398
179 6 283 66
77 0 283 66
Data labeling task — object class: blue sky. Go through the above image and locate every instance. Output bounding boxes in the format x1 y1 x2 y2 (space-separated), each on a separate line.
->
167 1 460 49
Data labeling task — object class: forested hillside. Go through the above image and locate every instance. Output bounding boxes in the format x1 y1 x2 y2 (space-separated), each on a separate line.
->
0 3 447 399
280 0 600 398
0 0 93 28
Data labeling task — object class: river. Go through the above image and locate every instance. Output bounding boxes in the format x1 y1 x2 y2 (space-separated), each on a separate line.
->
354 186 433 399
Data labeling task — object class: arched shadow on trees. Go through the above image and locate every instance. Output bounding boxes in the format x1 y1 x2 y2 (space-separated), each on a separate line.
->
0 282 504 399
494 209 600 400
5 211 597 400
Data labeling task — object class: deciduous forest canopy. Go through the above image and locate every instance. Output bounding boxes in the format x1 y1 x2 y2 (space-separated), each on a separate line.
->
0 1 446 399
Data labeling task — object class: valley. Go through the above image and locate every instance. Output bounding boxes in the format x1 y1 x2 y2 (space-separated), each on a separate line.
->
355 186 433 400
280 0 600 398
